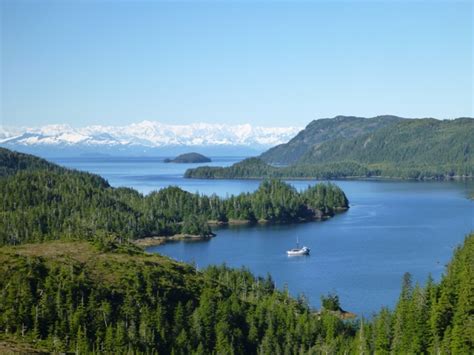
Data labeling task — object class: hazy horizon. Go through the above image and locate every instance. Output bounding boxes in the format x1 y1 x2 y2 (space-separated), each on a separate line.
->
1 114 472 132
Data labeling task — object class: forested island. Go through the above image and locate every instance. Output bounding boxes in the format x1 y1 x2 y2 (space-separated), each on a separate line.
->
185 117 474 180
0 148 348 246
164 152 211 163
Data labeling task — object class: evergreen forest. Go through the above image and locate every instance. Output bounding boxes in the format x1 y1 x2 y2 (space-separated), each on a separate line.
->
185 117 474 180
0 147 472 354
0 148 348 246
0 234 472 353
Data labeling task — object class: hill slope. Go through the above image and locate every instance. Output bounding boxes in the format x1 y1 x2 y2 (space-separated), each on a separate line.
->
186 117 474 180
0 234 472 353
260 115 403 165
0 147 61 177
0 240 352 353
299 117 474 167
0 148 348 246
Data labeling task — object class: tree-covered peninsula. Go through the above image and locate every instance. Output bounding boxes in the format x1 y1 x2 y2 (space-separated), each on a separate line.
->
0 148 348 246
0 233 472 353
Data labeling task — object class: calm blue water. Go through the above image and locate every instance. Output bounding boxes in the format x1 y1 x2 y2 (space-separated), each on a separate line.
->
52 156 474 316
52 156 246 195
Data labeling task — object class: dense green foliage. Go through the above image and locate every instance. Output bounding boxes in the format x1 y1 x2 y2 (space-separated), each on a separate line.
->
0 149 348 246
186 158 473 181
164 152 211 163
1 234 472 353
353 234 474 354
185 158 374 180
260 115 403 165
320 293 341 312
299 117 474 166
0 147 60 177
185 158 278 179
0 240 356 354
186 117 474 180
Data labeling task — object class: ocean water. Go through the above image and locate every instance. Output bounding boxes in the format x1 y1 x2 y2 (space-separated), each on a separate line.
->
52 156 246 195
52 156 474 316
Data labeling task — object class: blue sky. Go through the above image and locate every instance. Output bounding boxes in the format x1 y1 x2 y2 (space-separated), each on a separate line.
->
1 0 472 128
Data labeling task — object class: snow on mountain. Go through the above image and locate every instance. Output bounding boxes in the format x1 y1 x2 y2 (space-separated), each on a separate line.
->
0 125 20 140
0 121 302 149
0 129 8 140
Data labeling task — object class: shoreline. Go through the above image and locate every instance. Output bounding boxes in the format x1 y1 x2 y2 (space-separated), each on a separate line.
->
184 175 474 182
137 209 348 248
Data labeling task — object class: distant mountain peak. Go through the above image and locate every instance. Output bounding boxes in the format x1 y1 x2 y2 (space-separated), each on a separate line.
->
0 121 302 156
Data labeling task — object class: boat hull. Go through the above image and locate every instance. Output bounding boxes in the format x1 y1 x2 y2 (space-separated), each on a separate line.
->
286 246 310 256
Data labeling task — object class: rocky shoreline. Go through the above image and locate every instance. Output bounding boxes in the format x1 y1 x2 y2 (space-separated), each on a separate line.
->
135 209 348 248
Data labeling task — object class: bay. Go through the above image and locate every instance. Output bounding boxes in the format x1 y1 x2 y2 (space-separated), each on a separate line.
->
51 156 474 316
51 156 246 195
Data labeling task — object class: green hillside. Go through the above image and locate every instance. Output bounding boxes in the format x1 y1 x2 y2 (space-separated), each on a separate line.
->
260 115 403 164
0 148 348 246
0 234 472 353
187 158 375 180
0 239 355 354
0 147 61 177
299 117 474 167
186 117 474 180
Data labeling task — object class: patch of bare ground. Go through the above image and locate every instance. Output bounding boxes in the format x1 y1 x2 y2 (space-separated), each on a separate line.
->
0 338 48 354
133 233 216 247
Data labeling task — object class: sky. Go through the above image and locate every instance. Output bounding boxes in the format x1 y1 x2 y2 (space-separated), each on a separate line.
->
1 0 472 128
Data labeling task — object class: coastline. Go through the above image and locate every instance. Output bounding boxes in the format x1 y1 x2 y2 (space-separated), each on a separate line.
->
137 208 348 248
208 211 345 227
184 174 474 182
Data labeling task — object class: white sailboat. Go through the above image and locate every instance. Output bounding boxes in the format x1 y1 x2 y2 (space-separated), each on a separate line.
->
287 237 310 256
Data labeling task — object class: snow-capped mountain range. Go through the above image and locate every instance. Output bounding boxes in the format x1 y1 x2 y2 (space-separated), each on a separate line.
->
0 121 302 157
